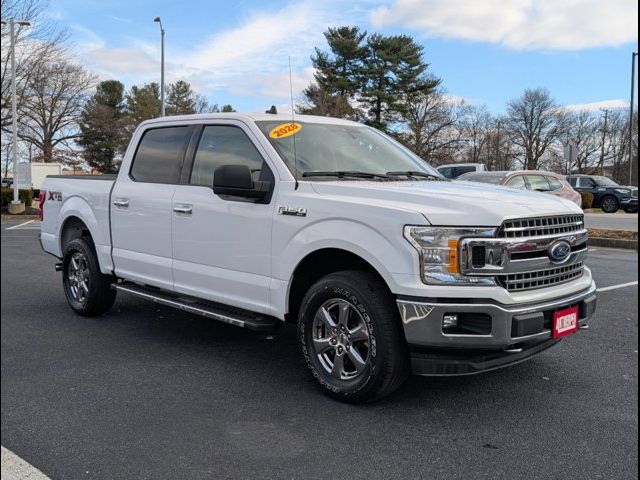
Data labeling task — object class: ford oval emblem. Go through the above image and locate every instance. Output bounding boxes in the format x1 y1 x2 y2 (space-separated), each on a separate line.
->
548 240 572 263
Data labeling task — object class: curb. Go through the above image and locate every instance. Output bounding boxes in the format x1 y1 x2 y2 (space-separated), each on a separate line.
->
1 214 39 221
589 237 638 250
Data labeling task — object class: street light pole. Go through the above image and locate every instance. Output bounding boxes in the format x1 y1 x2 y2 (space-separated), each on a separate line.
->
629 51 637 186
154 17 165 117
1 18 30 211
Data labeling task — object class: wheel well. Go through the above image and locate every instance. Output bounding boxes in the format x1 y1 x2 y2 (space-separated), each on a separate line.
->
286 248 389 323
60 216 94 251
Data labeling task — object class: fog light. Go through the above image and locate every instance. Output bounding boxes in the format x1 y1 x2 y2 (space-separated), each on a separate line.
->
443 314 459 330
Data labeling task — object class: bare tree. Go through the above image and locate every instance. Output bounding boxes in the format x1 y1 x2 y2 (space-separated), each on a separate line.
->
1 0 67 132
563 110 601 173
506 88 567 170
18 53 96 162
459 104 492 164
398 90 468 165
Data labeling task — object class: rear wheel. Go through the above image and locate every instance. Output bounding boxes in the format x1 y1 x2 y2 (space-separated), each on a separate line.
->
62 238 116 316
298 270 409 403
600 195 619 213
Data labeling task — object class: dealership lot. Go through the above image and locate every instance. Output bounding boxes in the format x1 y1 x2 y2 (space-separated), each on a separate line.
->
1 221 637 480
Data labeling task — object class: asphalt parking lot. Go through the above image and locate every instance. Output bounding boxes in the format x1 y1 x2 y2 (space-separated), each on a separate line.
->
1 221 638 480
584 212 638 231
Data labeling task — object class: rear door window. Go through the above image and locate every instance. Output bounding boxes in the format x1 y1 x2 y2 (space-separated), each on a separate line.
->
130 127 191 184
505 175 527 190
545 176 563 191
526 175 551 191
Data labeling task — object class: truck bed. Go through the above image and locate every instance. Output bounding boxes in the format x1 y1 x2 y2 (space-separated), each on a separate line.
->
40 174 116 273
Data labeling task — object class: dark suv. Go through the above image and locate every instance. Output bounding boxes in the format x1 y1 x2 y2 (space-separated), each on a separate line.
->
567 174 638 213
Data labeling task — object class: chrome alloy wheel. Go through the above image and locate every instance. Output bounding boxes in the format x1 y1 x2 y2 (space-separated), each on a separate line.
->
312 299 371 380
68 252 90 303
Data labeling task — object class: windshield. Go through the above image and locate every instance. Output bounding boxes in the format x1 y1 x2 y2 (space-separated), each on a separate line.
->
256 121 440 179
591 176 619 187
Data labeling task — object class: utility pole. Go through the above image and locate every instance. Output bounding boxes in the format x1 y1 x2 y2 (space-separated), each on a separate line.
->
495 119 501 170
154 17 165 117
599 108 609 176
0 18 30 213
629 52 638 185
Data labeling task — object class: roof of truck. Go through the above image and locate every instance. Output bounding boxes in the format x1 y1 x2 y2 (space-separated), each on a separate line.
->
139 112 363 128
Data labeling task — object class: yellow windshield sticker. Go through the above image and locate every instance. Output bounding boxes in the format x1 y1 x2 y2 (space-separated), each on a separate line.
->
269 122 302 139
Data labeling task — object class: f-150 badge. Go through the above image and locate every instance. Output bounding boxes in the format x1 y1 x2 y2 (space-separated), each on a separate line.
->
278 206 306 217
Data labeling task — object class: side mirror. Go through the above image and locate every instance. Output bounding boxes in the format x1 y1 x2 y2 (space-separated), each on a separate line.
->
213 164 269 200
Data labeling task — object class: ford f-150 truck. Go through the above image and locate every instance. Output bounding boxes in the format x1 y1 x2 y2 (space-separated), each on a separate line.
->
40 113 597 402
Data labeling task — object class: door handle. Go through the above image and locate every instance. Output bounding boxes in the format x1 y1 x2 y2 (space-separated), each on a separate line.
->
113 199 129 208
173 205 193 215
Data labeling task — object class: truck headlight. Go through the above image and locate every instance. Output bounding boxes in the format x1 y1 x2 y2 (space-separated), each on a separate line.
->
404 226 497 286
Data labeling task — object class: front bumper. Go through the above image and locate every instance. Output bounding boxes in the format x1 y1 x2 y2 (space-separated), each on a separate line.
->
621 197 638 209
397 282 597 375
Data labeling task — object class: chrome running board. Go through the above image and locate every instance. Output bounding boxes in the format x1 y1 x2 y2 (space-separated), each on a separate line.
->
112 282 279 331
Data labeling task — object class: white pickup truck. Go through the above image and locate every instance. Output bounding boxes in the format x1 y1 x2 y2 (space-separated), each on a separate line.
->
40 113 597 402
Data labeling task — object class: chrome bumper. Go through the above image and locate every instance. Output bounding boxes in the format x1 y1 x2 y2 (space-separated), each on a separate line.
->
397 282 597 350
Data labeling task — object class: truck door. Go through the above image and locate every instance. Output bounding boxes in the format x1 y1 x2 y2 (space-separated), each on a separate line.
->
110 126 193 290
171 122 274 314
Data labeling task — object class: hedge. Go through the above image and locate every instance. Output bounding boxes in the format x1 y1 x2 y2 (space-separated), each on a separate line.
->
1 188 34 208
580 192 594 210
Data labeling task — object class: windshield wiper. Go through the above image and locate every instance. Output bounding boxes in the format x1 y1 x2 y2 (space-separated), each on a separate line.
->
302 171 391 180
385 171 445 180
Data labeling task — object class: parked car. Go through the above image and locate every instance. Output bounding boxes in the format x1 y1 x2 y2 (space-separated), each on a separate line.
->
40 113 596 402
567 174 638 213
1 177 13 188
458 170 582 207
436 163 486 179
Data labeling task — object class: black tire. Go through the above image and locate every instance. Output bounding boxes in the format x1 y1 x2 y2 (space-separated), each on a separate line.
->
600 195 619 213
298 270 409 403
62 238 116 316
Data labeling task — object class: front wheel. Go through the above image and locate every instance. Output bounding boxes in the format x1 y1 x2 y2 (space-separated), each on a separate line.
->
298 270 409 403
600 195 619 213
62 238 116 316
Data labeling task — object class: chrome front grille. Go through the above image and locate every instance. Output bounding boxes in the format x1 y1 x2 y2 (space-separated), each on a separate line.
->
498 215 584 238
461 214 588 292
632 188 638 198
497 262 584 292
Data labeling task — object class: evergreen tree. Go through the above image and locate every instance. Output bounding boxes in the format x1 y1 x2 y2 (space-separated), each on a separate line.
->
166 80 196 115
125 83 161 124
221 104 236 112
360 34 439 130
301 26 367 118
77 80 126 173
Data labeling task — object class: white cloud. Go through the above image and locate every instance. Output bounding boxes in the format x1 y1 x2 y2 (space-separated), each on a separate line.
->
71 24 105 52
228 67 316 99
564 99 628 111
174 2 347 82
84 48 158 75
370 0 638 50
71 1 358 101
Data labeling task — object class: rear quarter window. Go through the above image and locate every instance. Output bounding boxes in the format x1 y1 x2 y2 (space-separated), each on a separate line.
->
130 126 191 184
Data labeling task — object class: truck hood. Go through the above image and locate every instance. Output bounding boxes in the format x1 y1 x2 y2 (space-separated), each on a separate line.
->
311 180 583 226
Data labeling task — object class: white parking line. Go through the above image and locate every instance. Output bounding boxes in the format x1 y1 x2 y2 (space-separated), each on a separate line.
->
1 446 50 480
597 281 639 292
5 220 34 230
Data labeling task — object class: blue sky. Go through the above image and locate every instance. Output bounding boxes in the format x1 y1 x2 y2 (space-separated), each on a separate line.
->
48 0 638 114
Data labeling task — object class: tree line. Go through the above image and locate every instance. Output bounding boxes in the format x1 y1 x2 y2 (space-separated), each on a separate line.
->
302 26 638 184
2 2 637 184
